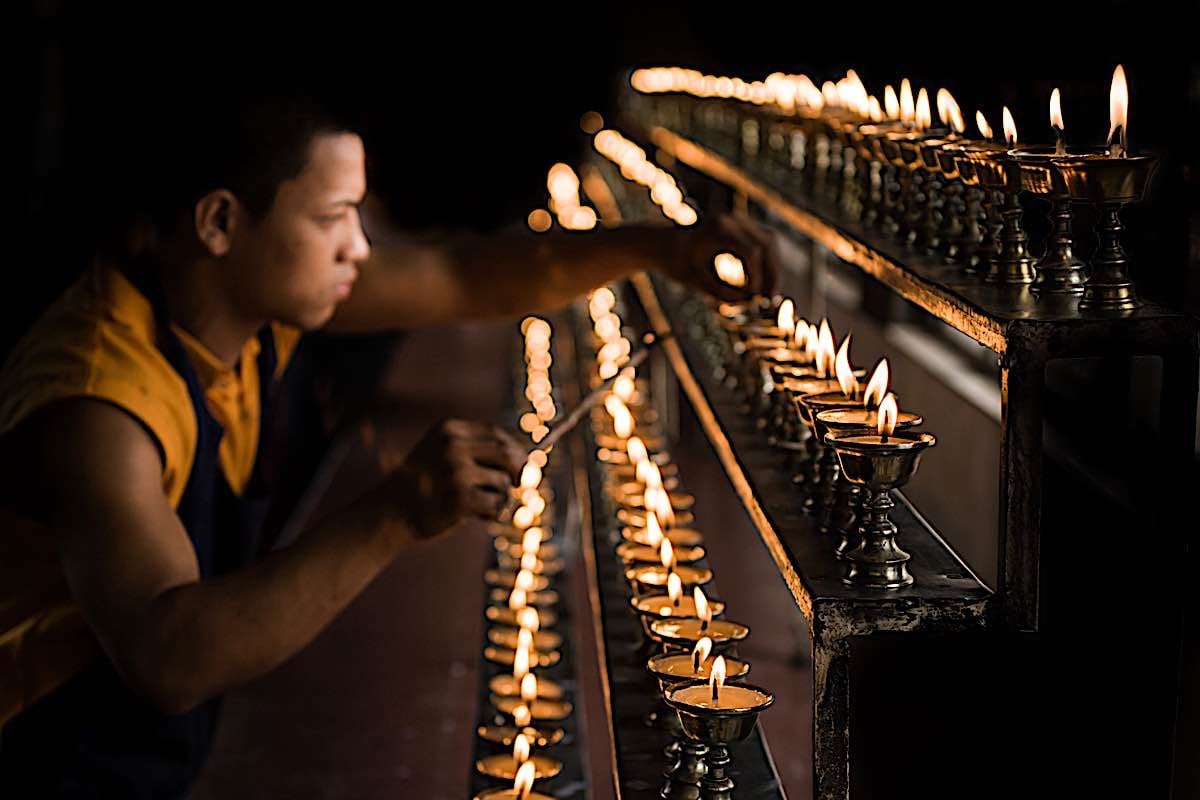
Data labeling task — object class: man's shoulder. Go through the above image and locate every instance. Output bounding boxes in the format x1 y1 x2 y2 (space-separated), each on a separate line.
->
0 264 198 508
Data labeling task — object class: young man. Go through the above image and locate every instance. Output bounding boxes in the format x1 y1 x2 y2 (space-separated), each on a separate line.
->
0 91 778 796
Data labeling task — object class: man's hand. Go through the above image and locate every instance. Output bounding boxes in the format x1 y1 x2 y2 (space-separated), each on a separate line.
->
389 419 525 539
668 212 782 302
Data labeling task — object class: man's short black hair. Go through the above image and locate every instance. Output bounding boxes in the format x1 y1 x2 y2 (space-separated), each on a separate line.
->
94 69 365 254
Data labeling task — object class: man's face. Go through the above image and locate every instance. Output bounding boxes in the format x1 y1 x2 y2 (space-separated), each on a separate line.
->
225 132 370 330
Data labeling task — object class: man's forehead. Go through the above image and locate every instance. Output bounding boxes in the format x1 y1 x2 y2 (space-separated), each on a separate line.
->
293 132 366 197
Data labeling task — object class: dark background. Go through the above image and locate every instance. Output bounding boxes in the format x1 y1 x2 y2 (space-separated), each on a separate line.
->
1 1 1195 357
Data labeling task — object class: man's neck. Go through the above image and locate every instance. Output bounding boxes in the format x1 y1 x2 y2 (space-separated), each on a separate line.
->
159 258 263 368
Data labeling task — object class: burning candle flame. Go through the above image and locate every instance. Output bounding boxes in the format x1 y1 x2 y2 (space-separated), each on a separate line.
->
605 395 635 439
835 334 858 398
936 88 952 126
915 88 932 131
714 253 747 288
777 298 795 336
863 359 890 408
509 588 528 611
520 672 538 704
877 393 899 439
522 527 543 555
868 95 883 122
1002 106 1018 148
899 79 914 125
976 110 993 141
613 368 636 404
518 607 540 633
659 538 676 570
513 732 531 765
710 655 727 702
937 89 965 134
644 510 665 548
667 571 683 606
652 487 676 528
693 636 713 673
1050 88 1064 132
514 644 530 680
514 759 536 799
695 587 711 630
513 704 532 728
516 569 536 592
637 459 663 489
523 460 547 491
793 319 809 350
804 323 820 364
513 505 537 530
1108 64 1128 156
816 319 836 379
884 85 899 120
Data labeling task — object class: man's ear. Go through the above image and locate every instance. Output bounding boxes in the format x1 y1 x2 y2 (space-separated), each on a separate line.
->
194 190 241 257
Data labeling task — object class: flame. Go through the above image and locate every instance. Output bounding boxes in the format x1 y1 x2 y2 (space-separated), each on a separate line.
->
522 527 543 555
667 571 683 606
714 253 747 288
516 569 536 592
517 607 540 633
1002 106 1018 147
1050 88 1064 131
936 88 952 126
626 435 648 465
520 672 538 704
514 759 536 799
652 487 676 528
613 368 636 404
692 636 713 673
793 319 809 349
605 395 634 439
804 323 820 363
547 163 579 199
513 644 530 680
1108 64 1128 152
877 393 899 437
509 587 528 611
884 85 899 119
520 462 542 491
694 587 711 628
915 88 932 131
513 704 532 728
645 510 665 547
777 298 795 336
520 551 539 572
513 506 536 530
588 287 615 317
710 655 727 702
522 492 546 518
899 79 914 124
835 334 858 398
816 319 836 378
513 732 531 765
637 459 663 489
517 627 534 653
659 539 676 570
976 110 993 140
868 95 883 122
863 359 890 408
